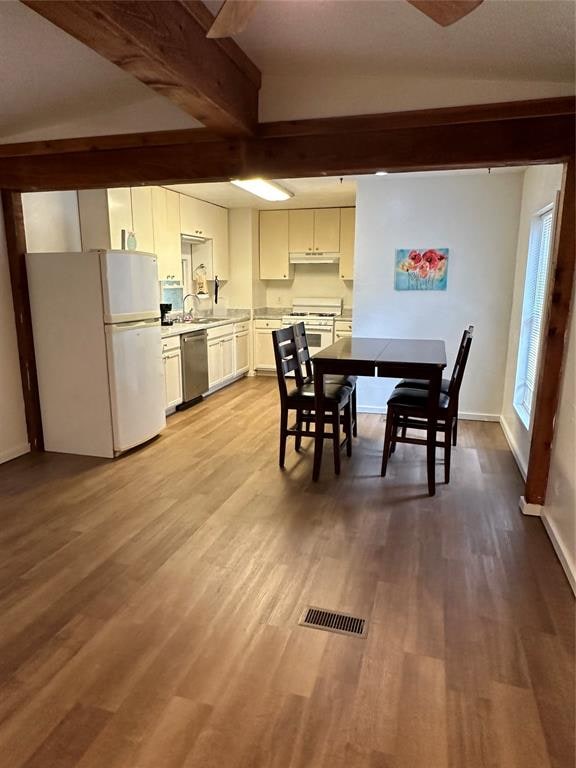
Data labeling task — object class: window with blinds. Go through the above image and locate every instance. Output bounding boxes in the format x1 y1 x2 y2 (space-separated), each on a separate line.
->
514 205 554 428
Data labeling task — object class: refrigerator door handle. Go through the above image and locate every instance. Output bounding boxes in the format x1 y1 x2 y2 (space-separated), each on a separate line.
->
108 318 161 333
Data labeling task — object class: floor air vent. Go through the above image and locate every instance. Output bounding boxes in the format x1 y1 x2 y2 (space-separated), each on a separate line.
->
299 606 367 638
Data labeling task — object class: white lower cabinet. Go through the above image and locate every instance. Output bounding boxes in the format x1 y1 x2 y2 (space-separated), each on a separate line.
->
254 319 282 371
208 337 223 387
235 331 249 374
207 323 235 390
222 336 235 381
335 320 352 341
162 337 183 412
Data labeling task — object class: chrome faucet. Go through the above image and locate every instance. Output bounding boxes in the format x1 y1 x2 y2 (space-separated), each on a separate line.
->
182 293 200 320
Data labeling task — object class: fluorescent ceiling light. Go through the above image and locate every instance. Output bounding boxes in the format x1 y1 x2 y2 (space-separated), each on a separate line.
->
375 171 388 176
231 178 293 202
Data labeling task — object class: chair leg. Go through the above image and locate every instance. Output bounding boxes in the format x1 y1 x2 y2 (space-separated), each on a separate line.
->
332 410 341 475
452 398 459 446
381 409 395 477
352 387 358 437
295 409 302 452
344 403 352 457
444 421 452 484
279 407 288 469
391 418 400 454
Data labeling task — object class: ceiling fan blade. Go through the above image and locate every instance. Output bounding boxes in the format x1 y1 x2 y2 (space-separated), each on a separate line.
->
206 0 260 38
407 0 484 26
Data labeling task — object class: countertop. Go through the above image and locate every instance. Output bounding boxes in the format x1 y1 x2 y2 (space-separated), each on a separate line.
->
161 314 250 338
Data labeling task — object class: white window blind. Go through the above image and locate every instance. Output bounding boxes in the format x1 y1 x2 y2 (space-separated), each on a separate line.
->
514 206 554 427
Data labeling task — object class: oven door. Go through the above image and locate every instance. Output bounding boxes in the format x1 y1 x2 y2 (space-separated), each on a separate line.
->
304 325 334 354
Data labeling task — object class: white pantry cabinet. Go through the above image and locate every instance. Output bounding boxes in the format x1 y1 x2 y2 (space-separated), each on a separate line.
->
259 211 291 280
254 319 281 371
339 208 355 280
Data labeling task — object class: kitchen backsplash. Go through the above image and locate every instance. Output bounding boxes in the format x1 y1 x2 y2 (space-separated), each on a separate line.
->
263 263 353 308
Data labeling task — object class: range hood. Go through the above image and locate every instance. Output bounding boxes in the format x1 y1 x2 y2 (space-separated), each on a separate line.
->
289 252 340 264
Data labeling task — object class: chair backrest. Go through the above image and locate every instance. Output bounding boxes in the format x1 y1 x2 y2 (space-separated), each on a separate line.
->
448 326 474 402
293 322 313 383
272 326 305 400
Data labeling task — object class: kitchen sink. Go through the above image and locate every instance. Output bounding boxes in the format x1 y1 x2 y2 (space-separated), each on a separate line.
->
188 317 229 323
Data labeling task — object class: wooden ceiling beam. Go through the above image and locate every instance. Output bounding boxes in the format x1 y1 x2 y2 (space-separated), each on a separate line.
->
21 0 261 136
0 101 573 191
1 97 572 159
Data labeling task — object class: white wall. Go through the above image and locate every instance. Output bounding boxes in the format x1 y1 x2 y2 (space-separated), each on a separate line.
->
353 172 524 416
501 165 564 474
264 265 353 309
542 291 576 592
0 207 29 463
22 191 82 253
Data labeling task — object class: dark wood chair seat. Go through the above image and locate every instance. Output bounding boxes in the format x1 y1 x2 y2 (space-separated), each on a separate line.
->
382 328 474 486
396 377 451 394
273 325 354 474
287 380 352 405
293 322 358 437
392 326 473 446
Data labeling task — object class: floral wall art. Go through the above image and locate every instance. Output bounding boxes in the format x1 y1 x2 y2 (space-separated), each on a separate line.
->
394 248 449 291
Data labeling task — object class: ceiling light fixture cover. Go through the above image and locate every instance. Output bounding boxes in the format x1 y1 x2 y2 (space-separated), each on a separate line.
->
375 171 388 176
231 178 293 202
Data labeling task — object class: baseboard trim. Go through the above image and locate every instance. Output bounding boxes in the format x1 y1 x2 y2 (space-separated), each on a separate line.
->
357 405 499 422
541 512 576 596
519 495 542 517
0 442 30 465
499 416 528 480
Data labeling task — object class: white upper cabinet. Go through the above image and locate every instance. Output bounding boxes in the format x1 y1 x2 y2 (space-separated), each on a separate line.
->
286 208 341 253
313 208 340 252
259 210 291 280
130 187 155 254
179 194 229 280
78 187 153 254
152 187 181 281
289 209 314 253
78 188 129 251
339 207 356 280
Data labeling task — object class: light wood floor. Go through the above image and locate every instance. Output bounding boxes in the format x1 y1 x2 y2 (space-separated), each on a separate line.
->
0 377 574 768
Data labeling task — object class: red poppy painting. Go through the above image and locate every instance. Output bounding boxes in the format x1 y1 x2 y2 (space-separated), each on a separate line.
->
395 248 449 291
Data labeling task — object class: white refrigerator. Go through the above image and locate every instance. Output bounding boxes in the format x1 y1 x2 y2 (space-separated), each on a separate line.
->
26 250 166 458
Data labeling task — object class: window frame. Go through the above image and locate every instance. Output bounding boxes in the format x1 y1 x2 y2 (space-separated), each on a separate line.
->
513 202 555 430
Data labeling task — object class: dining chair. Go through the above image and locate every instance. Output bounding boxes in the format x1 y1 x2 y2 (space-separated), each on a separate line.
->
292 321 358 437
394 325 474 446
272 326 353 474
381 327 473 485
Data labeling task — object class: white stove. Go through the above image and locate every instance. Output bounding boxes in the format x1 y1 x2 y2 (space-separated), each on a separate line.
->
282 298 341 353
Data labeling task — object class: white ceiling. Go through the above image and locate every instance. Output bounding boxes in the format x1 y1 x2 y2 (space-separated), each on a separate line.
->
208 0 575 82
0 0 573 144
0 2 197 143
167 168 524 209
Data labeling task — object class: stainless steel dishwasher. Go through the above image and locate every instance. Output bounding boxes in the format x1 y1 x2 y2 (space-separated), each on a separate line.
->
180 330 209 404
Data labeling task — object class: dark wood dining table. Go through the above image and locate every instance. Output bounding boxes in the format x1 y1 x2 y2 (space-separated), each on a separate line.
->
312 337 447 494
